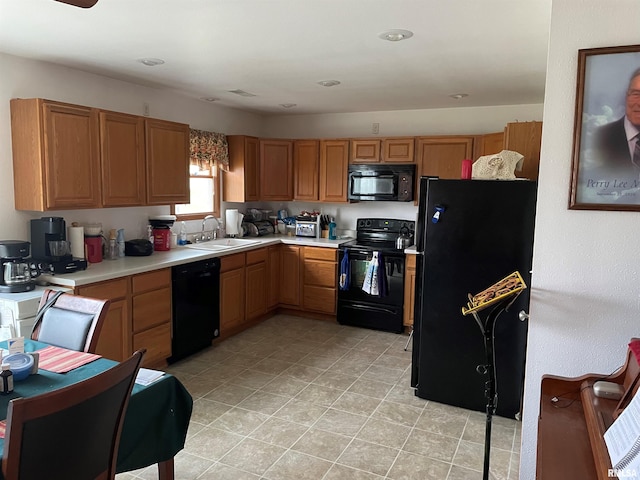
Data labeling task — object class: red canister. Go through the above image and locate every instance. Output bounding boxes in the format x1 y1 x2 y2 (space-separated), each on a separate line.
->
84 236 103 263
461 159 473 180
152 227 171 251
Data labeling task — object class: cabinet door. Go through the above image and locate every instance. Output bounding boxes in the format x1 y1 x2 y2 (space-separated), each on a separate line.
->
225 135 260 202
478 131 505 157
403 255 417 327
220 267 245 331
133 322 172 368
94 298 130 361
505 121 542 181
43 101 101 209
279 246 300 306
319 140 349 203
267 245 280 310
350 140 380 163
383 137 415 163
260 139 293 200
245 262 267 321
416 136 474 180
145 119 190 205
100 111 146 206
132 287 172 333
294 140 319 201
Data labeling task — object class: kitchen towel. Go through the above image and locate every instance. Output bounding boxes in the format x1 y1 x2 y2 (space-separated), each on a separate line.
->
362 252 380 296
339 250 350 290
67 226 85 259
36 345 101 373
376 252 388 297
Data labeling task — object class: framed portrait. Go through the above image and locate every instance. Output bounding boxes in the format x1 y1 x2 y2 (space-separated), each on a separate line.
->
569 44 640 211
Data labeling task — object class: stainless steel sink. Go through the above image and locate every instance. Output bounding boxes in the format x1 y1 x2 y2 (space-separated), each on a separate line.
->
183 238 261 251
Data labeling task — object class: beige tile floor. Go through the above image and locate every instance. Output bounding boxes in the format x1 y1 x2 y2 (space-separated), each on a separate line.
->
117 314 521 480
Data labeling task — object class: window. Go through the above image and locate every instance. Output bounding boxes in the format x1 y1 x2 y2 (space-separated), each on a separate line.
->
172 163 220 220
172 128 228 220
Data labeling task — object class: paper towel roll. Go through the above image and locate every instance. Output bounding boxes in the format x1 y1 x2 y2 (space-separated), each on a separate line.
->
225 209 239 235
68 226 85 259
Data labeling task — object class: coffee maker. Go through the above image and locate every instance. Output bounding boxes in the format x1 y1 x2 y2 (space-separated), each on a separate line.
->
30 217 87 274
0 240 36 293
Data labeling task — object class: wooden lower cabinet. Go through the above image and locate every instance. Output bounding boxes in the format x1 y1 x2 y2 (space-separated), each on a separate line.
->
220 253 246 333
279 246 301 307
403 255 417 328
76 277 130 362
75 268 172 367
131 269 172 367
302 247 337 315
267 245 281 310
245 249 267 321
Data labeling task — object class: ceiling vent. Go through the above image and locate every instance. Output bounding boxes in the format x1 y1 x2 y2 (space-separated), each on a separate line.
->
228 90 257 97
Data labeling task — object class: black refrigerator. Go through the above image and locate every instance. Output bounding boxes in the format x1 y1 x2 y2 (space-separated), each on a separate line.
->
411 178 537 418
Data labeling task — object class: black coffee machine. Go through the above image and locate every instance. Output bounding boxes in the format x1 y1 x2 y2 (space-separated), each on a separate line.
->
30 217 87 274
0 240 36 293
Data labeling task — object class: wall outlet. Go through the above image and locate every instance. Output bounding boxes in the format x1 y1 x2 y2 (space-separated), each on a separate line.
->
143 102 150 117
372 122 380 134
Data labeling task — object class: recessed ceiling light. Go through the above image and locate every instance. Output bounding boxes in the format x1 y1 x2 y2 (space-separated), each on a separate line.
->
317 80 341 87
200 97 219 102
378 29 413 42
449 93 469 100
228 89 257 97
280 103 297 108
137 58 165 67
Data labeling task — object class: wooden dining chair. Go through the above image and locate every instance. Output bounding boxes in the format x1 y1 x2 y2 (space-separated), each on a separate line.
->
31 289 110 353
1 349 145 480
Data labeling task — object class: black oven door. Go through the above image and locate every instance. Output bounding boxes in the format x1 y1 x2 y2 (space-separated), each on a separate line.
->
337 248 405 333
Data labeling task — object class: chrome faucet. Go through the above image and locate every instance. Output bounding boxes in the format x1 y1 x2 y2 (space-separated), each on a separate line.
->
201 215 219 241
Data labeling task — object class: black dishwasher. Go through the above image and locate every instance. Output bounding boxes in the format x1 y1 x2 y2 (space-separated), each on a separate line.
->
169 257 220 363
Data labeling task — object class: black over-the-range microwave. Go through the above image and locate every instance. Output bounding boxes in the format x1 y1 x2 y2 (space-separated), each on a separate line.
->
347 164 415 202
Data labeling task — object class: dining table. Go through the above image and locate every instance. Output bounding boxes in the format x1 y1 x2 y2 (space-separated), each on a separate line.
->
0 340 193 480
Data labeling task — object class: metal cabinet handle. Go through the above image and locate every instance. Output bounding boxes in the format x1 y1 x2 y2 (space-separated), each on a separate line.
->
518 310 529 321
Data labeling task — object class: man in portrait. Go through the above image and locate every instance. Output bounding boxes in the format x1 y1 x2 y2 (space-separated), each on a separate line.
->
592 67 640 180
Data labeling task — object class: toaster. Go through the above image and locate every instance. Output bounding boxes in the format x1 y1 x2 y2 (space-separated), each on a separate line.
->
295 220 318 238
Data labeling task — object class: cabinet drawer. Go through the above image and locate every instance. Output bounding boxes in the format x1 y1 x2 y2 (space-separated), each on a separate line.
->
133 322 171 367
132 287 171 332
246 247 267 265
221 253 246 273
304 247 336 261
132 268 170 294
304 260 337 288
303 286 336 314
77 277 129 300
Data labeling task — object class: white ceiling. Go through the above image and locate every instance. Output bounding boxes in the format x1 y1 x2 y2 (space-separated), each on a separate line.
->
0 0 552 116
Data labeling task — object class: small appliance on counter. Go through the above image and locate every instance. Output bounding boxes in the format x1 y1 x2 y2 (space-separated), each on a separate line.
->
246 220 275 237
295 215 319 238
0 240 37 293
149 215 176 251
30 217 87 274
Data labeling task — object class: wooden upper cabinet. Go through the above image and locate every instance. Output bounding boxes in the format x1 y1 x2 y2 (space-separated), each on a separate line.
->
294 140 319 201
320 140 349 203
350 139 380 163
99 111 146 207
505 121 542 181
224 135 260 202
478 131 505 157
260 139 293 201
10 98 101 211
145 118 190 205
416 136 474 180
383 137 415 163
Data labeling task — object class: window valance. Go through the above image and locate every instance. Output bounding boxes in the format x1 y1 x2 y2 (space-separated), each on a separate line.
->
189 129 229 172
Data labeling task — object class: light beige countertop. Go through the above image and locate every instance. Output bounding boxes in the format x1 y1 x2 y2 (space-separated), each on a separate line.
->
38 235 354 287
404 246 418 255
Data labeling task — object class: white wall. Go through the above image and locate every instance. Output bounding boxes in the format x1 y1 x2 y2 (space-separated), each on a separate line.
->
263 104 543 138
0 53 264 242
520 1 640 478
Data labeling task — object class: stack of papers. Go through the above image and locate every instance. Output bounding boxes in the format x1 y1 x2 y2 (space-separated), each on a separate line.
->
135 368 165 386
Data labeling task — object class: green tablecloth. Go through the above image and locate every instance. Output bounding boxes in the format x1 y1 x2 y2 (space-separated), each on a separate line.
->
0 340 193 474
